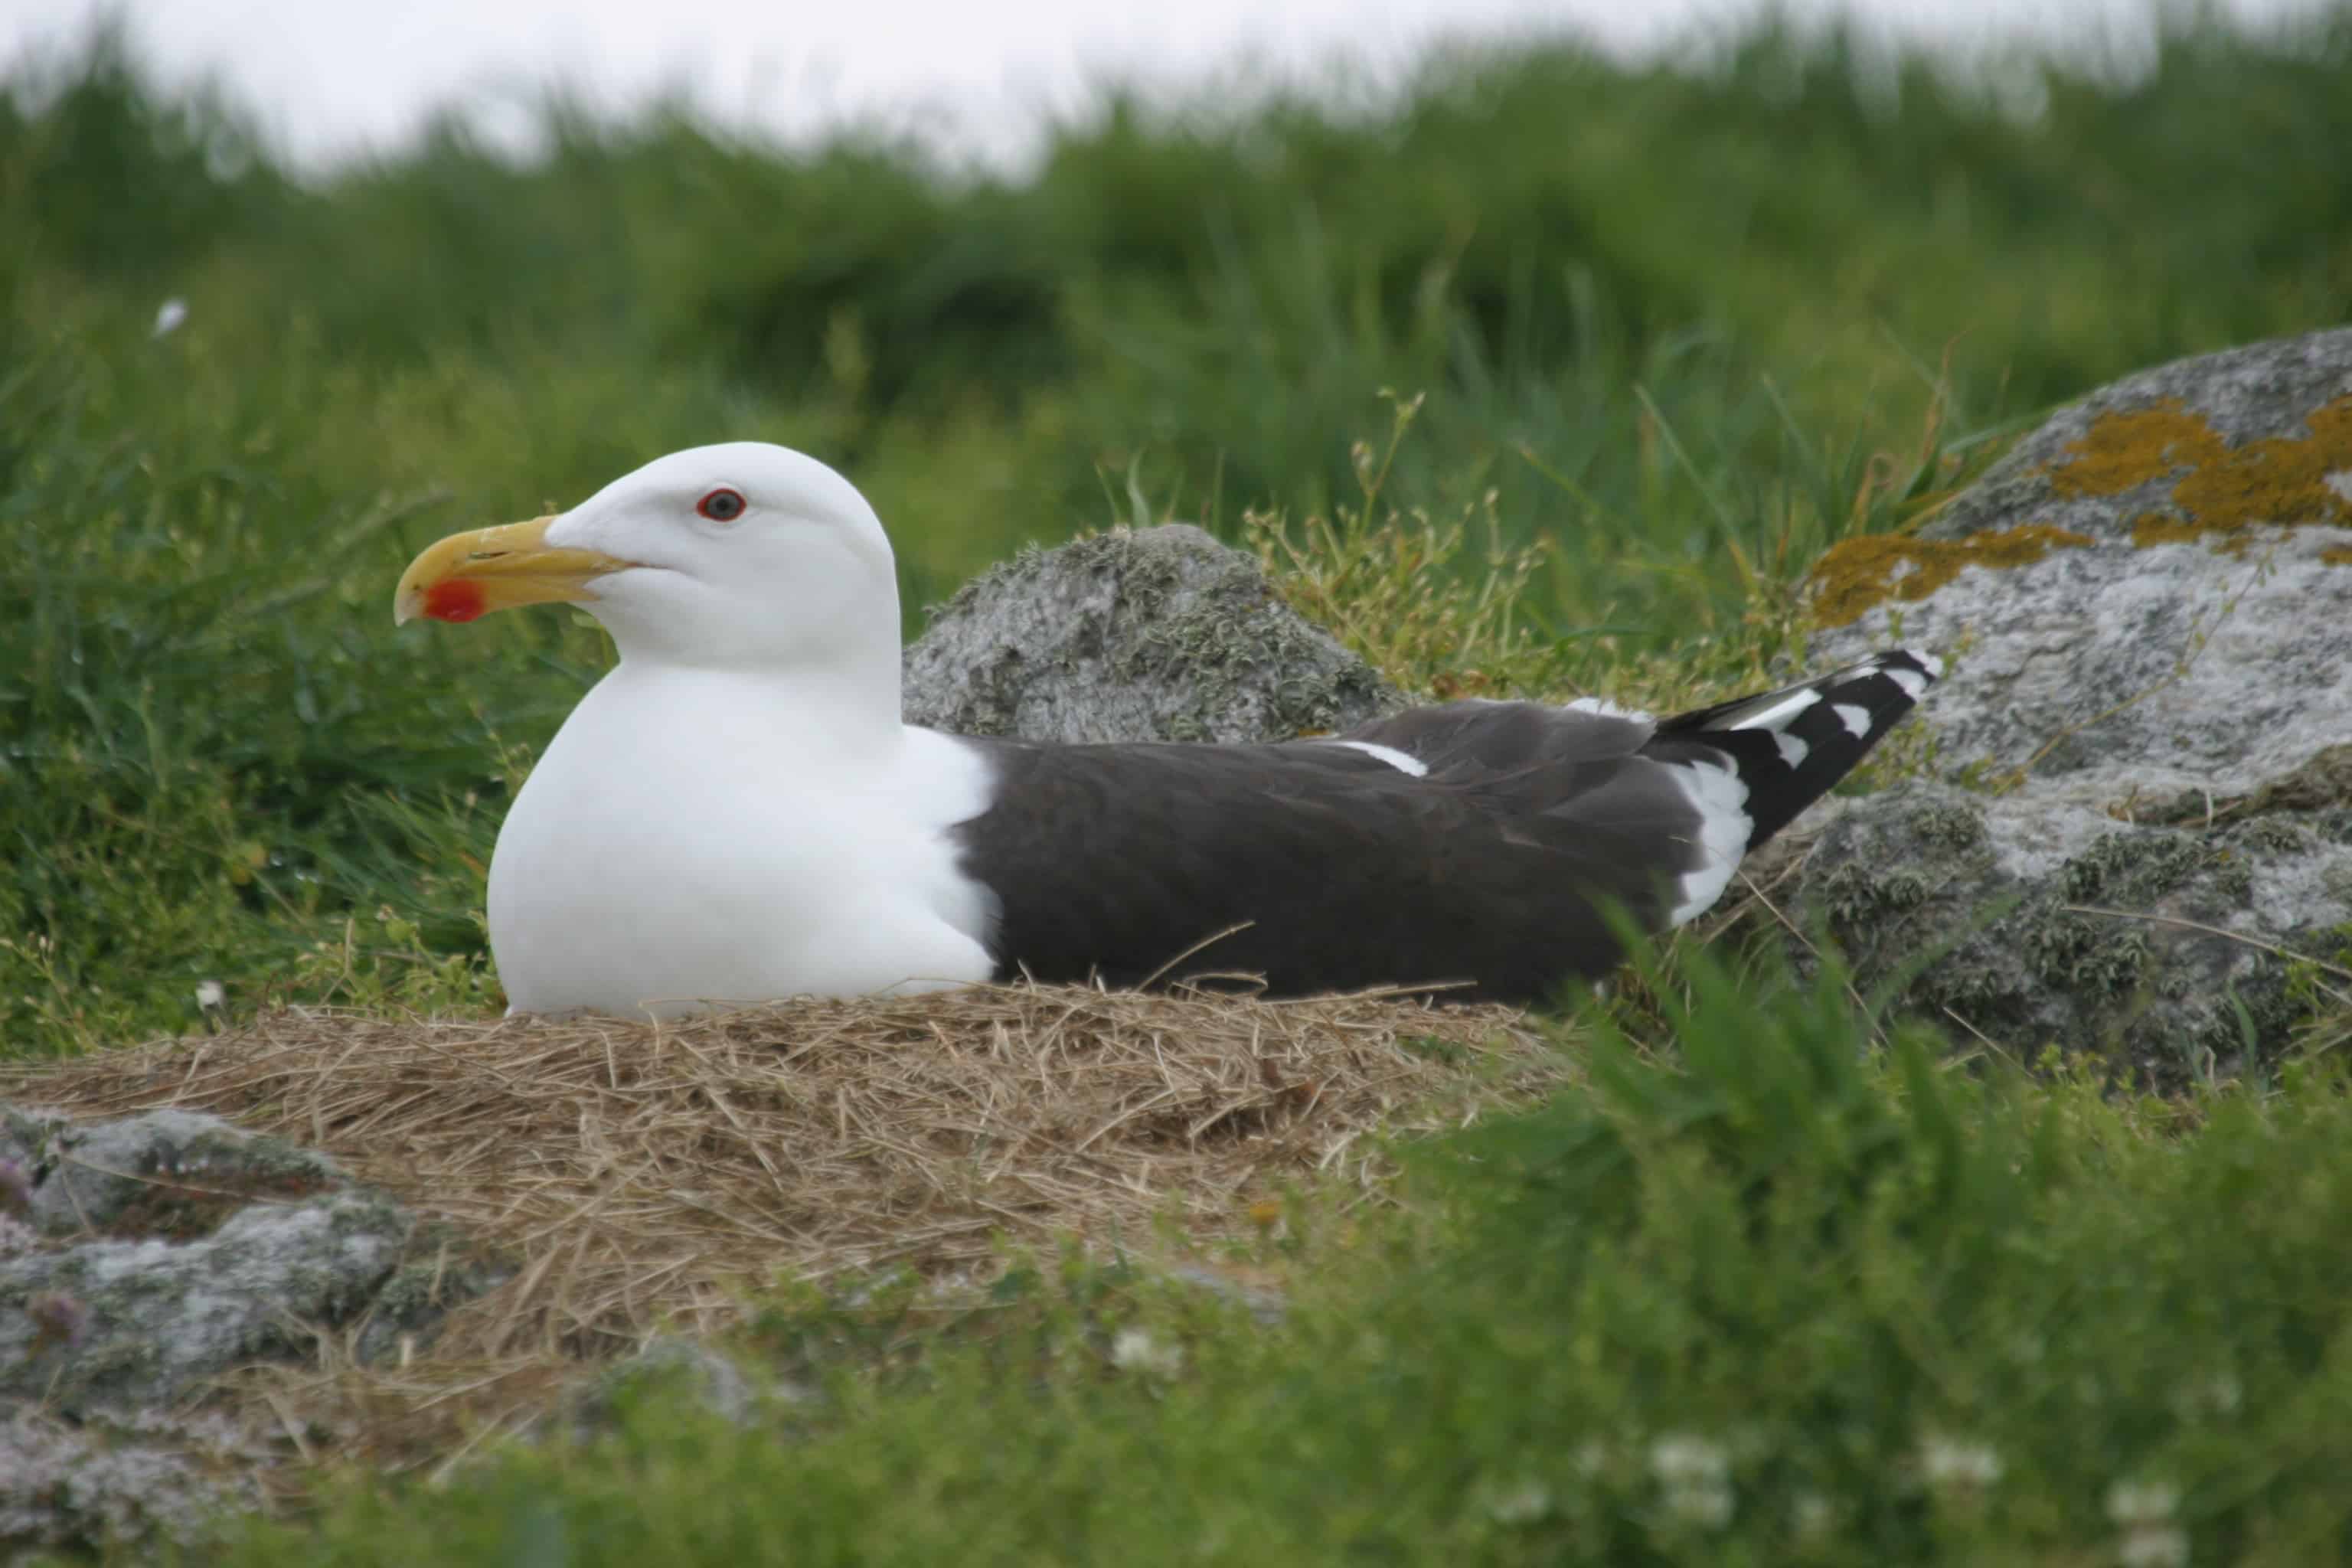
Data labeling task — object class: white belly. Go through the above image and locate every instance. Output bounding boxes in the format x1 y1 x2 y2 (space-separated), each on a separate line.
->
486 674 997 1018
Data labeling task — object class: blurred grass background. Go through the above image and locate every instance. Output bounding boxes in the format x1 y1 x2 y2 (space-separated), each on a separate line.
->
8 13 2348 1044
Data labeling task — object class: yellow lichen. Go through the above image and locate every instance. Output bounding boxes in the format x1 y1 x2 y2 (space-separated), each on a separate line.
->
2322 546 2352 567
2043 403 2228 498
1806 395 2352 624
2043 396 2352 550
1797 394 2352 629
1807 524 2095 629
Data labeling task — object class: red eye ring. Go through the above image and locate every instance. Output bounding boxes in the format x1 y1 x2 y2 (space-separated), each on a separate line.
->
696 487 746 522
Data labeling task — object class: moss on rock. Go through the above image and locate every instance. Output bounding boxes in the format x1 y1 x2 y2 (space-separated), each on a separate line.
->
1806 524 2095 629
1785 783 2350 1089
1805 380 2352 632
2039 396 2352 554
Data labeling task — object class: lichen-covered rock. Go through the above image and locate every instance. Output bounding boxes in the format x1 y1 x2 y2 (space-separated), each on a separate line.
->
903 524 1401 744
1808 328 2352 805
1787 330 2352 1070
18 1103 341 1240
1 1102 500 1409
4 1192 413 1408
1 1403 260 1557
1801 784 2352 1083
557 1334 801 1442
1 1099 511 1553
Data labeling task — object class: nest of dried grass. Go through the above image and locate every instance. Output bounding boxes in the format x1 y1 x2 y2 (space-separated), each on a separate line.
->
8 984 1564 1369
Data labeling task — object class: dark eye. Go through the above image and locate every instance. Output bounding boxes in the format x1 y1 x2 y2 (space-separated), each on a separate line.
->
696 487 746 522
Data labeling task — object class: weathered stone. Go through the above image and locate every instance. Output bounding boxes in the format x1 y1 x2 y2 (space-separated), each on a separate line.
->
18 1104 341 1240
557 1334 800 1442
903 524 1401 744
1 1098 514 1552
1789 330 2352 1070
1164 1262 1288 1327
1808 328 2352 807
1798 783 2352 1084
1 1102 503 1410
3 1191 410 1408
1 1403 261 1557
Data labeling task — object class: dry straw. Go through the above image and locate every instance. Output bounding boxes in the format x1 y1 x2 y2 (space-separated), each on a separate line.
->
6 983 1566 1367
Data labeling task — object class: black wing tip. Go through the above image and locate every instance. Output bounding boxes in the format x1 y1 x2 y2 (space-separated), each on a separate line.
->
1654 645 1945 854
1870 646 1945 685
1904 646 1945 682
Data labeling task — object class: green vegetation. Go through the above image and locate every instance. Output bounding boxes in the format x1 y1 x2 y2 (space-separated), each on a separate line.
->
5 11 2352 1562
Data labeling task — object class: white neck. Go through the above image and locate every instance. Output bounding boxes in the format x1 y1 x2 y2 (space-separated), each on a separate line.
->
600 645 906 763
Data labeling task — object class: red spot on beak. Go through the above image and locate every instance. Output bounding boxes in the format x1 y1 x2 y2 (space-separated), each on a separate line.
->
423 580 488 623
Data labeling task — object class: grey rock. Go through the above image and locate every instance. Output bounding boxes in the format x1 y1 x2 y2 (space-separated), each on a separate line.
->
1809 328 2352 807
1 1403 262 1557
4 1109 503 1387
0 1098 512 1553
903 524 1401 744
1792 329 2352 1068
3 1191 412 1408
1798 783 2352 1084
1165 1263 1287 1327
559 1334 804 1442
0 1103 421 1409
20 1104 341 1239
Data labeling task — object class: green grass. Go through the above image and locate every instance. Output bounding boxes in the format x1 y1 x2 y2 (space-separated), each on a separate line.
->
5 11 2352 1563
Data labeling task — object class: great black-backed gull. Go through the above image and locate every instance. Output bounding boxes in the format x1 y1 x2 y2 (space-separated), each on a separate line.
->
394 443 1939 1018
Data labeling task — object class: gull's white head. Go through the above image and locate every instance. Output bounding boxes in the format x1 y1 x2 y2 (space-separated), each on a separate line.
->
394 443 898 671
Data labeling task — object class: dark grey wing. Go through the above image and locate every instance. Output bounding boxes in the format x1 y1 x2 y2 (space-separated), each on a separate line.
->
947 733 1707 1004
944 648 1939 1006
1340 697 1658 774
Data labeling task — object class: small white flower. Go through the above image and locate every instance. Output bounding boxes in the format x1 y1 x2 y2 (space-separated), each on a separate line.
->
195 979 225 1009
152 298 188 338
1108 1328 1182 1378
1480 1477 1551 1525
1663 1479 1735 1530
1919 1432 2003 1490
2171 1370 2241 1419
1650 1433 1729 1486
2108 1481 2180 1527
2118 1524 2190 1568
1648 1436 1733 1530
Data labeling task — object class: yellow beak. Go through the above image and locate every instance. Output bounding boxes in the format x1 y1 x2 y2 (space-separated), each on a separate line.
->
393 516 636 626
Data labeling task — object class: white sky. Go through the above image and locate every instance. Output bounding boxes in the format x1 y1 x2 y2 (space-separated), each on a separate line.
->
0 0 2331 170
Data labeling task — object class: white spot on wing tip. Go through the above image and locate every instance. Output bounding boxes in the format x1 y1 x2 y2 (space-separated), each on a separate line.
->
1664 759 1752 926
1773 731 1808 769
1884 666 1929 701
1727 686 1820 733
1331 740 1429 778
1832 703 1873 740
1904 648 1945 681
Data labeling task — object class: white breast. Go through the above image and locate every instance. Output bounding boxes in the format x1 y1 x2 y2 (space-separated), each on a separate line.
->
487 668 997 1018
